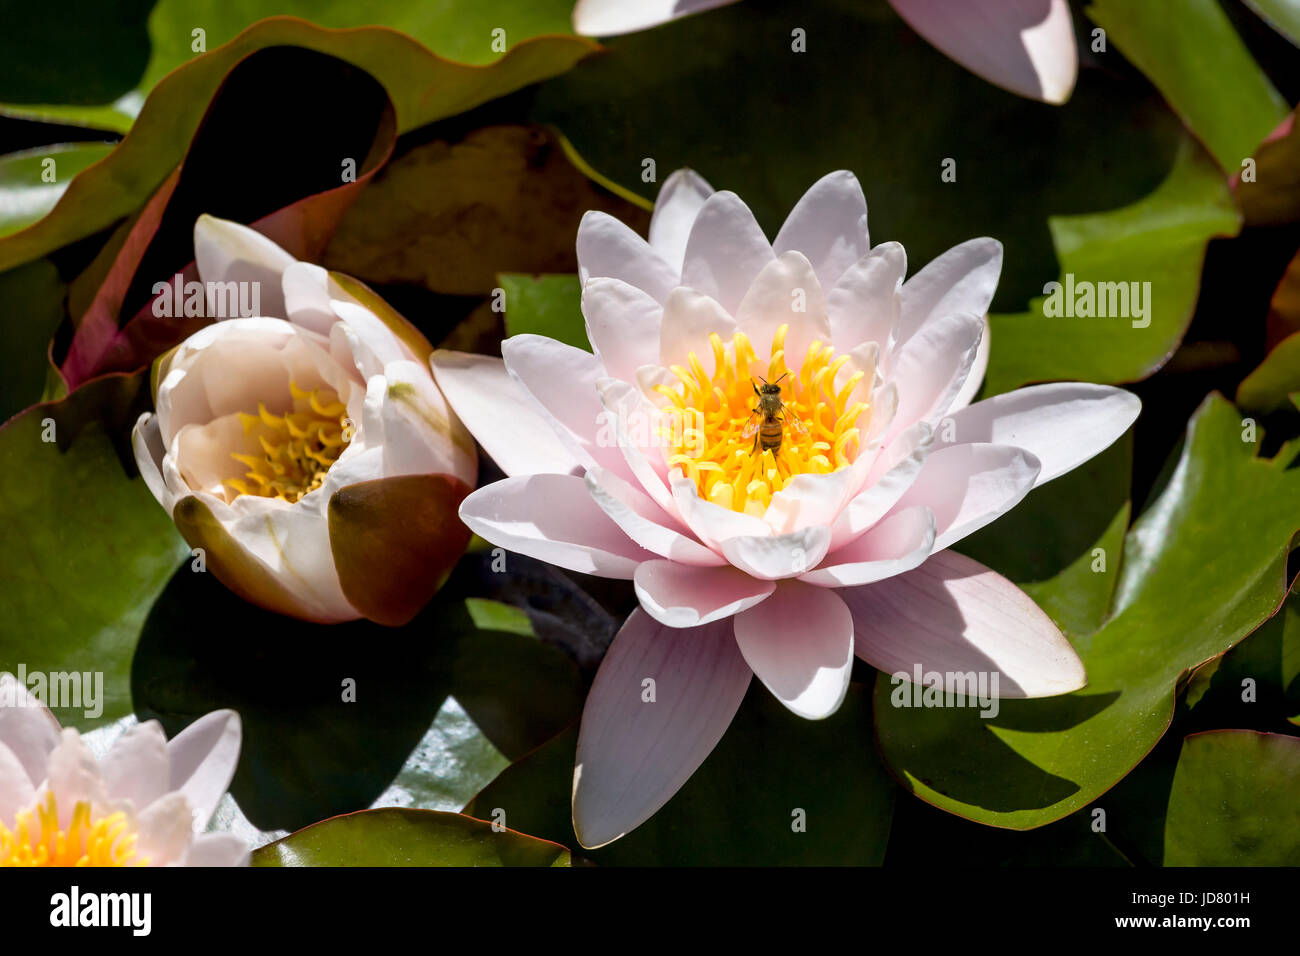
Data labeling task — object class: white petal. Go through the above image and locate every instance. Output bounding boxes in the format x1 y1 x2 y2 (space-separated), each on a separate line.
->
184 831 250 867
132 413 177 514
585 466 723 566
596 377 681 518
583 278 664 382
802 505 936 587
577 211 679 303
887 0 1077 104
733 580 854 719
634 560 774 626
136 792 195 866
720 524 832 580
572 609 752 848
648 168 714 275
844 550 1086 696
891 442 1040 551
681 191 775 313
897 237 1003 347
934 382 1141 486
827 242 906 354
100 721 170 812
658 288 735 375
734 251 829 375
572 0 739 36
459 474 655 579
948 314 990 412
430 350 581 477
281 261 341 336
764 467 861 536
888 311 984 435
377 359 476 484
167 709 242 832
45 730 107 827
193 214 296 319
502 334 633 480
0 672 60 788
670 472 772 551
828 420 933 550
0 742 36 822
773 170 871 289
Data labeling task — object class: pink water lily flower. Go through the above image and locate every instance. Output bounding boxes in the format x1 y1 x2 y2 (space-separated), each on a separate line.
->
572 0 1078 104
0 674 246 866
431 168 1139 847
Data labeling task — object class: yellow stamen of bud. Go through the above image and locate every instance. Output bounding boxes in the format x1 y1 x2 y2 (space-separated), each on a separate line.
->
225 381 349 503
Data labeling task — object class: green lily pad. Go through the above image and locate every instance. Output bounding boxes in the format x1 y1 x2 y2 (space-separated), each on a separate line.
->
0 372 189 730
251 808 570 866
0 258 67 421
1164 730 1300 865
0 0 584 133
875 394 1300 829
0 17 595 272
501 273 586 349
0 143 115 238
1086 0 1288 174
531 0 1237 393
1245 0 1300 48
465 683 895 865
1237 329 1300 413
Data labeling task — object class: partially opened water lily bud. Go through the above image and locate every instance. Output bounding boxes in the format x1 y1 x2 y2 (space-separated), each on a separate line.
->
133 215 476 625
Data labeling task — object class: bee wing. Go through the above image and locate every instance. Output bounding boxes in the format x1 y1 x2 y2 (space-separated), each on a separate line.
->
741 411 761 439
788 413 810 437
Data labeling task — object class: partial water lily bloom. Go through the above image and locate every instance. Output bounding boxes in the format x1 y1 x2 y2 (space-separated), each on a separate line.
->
0 674 245 866
133 215 477 626
572 0 1078 104
432 167 1140 847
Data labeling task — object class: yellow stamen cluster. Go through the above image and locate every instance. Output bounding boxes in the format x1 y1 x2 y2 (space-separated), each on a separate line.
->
0 792 147 867
655 323 870 516
225 381 349 503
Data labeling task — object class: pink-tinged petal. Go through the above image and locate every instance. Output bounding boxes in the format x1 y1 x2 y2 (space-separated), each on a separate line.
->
502 334 635 481
573 0 739 36
658 288 736 375
0 742 36 822
45 730 107 826
135 791 195 866
887 311 983 435
681 191 776 313
596 378 680 517
829 421 933 550
764 467 860 536
167 709 242 831
827 242 906 354
100 721 170 812
460 474 655 579
734 580 854 719
585 466 723 566
193 214 295 319
184 831 250 867
648 168 715 275
897 237 1003 346
734 251 830 375
281 261 340 336
132 413 177 514
583 278 664 382
802 505 935 587
720 524 833 580
431 350 581 478
948 314 990 412
844 550 1085 696
888 0 1077 104
670 472 771 550
376 359 476 485
577 211 679 303
892 443 1040 551
0 671 62 786
331 300 410 379
572 609 752 848
773 170 871 289
934 382 1141 486
634 560 774 626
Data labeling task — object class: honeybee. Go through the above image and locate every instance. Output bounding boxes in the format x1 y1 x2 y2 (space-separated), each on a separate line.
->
742 374 808 454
